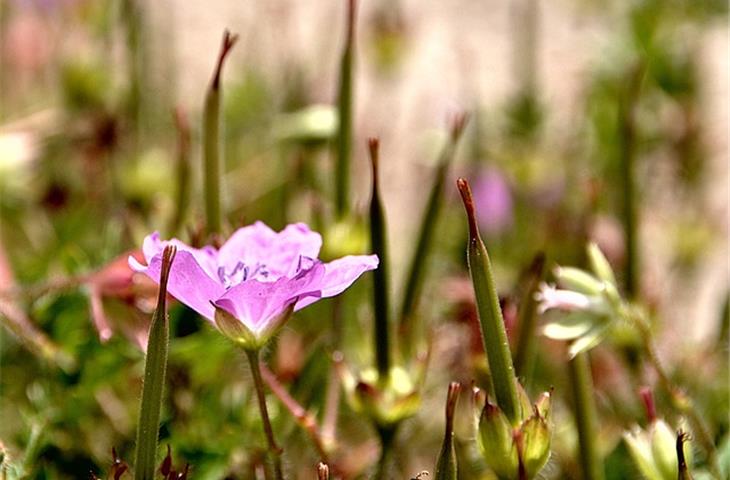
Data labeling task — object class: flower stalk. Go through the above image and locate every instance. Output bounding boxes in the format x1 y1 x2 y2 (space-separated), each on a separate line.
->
618 63 643 298
369 138 392 379
373 425 397 480
203 30 238 236
260 362 330 462
513 252 546 386
567 351 604 480
334 0 357 218
399 113 468 353
134 245 176 480
168 106 191 236
457 178 520 424
245 348 284 480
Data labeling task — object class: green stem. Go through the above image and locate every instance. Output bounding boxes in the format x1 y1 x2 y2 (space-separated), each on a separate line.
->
368 138 391 379
334 0 356 218
260 362 329 462
619 64 643 298
121 0 145 134
457 178 520 424
168 107 191 236
373 425 397 480
134 246 176 480
203 30 238 236
322 297 343 449
399 114 468 354
567 351 604 480
513 253 546 387
245 349 284 480
20 422 44 477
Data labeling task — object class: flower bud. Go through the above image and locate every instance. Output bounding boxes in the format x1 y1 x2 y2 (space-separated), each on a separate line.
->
554 266 605 296
478 401 517 478
339 365 421 428
520 414 551 478
623 418 692 480
476 390 552 479
272 104 338 145
652 420 680 480
587 242 617 286
434 382 461 480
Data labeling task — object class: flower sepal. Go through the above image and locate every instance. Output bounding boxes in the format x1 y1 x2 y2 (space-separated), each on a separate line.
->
338 363 421 428
214 304 294 351
474 385 552 480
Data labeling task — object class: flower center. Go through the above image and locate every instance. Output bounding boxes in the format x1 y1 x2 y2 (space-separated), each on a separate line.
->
217 261 270 288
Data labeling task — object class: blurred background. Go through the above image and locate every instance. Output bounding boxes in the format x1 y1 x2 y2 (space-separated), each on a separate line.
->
0 0 728 478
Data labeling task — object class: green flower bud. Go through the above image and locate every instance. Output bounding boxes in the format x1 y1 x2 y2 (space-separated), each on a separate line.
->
652 420 680 480
272 104 338 145
321 219 368 260
520 414 551 478
587 243 617 286
623 419 692 480
554 267 604 296
340 365 421 428
476 390 553 479
434 382 461 480
478 401 518 478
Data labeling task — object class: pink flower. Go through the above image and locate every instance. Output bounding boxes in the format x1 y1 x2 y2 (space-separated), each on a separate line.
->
130 222 378 348
471 169 513 235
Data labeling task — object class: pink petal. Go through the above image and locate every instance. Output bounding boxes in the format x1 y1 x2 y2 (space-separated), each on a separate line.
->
218 222 322 278
129 250 225 322
295 254 379 310
213 262 326 334
141 231 219 280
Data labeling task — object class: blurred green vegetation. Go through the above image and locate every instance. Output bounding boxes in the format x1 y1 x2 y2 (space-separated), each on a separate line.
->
0 0 727 479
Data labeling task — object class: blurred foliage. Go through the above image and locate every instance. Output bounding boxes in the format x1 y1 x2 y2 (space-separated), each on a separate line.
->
0 0 727 479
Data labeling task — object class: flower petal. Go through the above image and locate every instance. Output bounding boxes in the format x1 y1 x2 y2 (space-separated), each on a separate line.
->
213 262 326 334
295 254 379 310
218 222 322 279
130 250 225 322
141 231 219 281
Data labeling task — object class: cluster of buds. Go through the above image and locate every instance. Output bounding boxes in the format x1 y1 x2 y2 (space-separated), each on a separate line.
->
456 179 552 480
623 389 693 480
337 361 422 428
537 243 631 357
474 385 552 480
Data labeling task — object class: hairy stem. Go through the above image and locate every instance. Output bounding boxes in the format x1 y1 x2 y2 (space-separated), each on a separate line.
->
260 362 329 462
568 351 604 480
245 349 284 480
